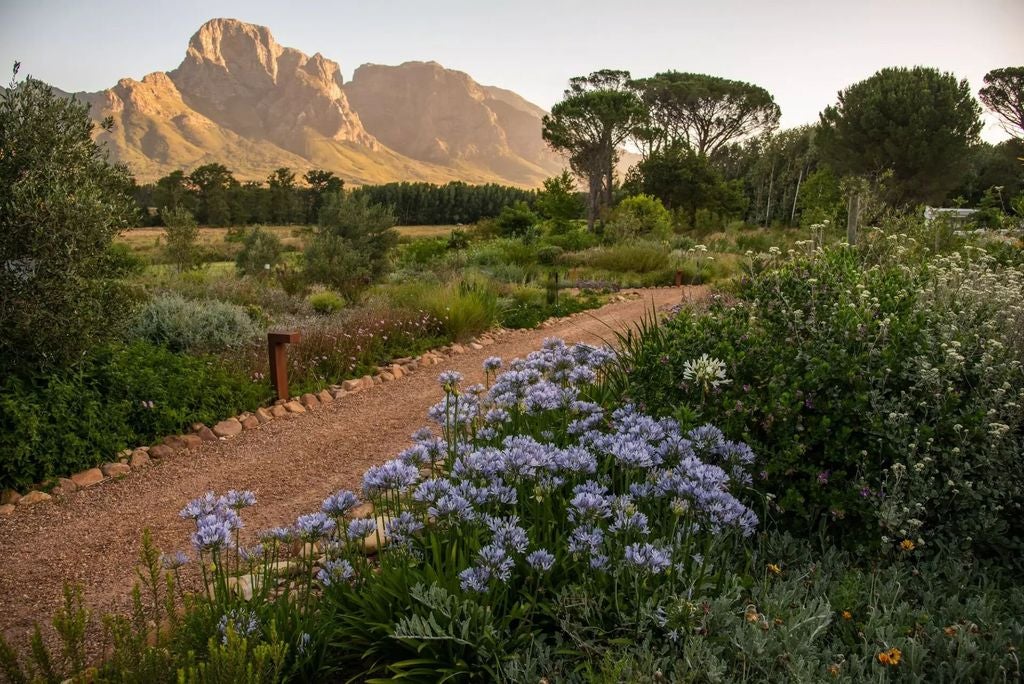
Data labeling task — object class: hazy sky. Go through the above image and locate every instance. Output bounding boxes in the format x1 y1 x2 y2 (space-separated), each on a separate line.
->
1 0 1021 142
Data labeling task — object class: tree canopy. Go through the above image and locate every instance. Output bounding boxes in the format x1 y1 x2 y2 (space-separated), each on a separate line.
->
979 67 1024 139
631 72 781 157
818 66 982 206
542 70 647 230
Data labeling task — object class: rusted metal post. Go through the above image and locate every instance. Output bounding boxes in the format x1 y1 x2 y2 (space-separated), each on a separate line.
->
674 269 683 287
268 331 301 401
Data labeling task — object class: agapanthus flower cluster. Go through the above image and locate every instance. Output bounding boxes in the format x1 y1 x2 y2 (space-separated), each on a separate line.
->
217 340 756 599
180 490 253 553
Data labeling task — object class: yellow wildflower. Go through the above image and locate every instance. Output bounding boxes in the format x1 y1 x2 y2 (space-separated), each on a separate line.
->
877 647 902 666
744 605 759 623
827 663 841 677
899 539 916 551
767 563 782 575
841 610 852 620
943 626 957 637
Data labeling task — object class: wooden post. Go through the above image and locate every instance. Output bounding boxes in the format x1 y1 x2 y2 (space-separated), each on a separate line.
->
268 331 301 402
847 193 860 245
674 269 683 287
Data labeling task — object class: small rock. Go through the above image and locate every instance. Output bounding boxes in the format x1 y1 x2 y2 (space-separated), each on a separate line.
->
361 515 392 554
390 364 405 379
241 416 260 430
71 468 104 488
0 503 14 516
479 337 494 346
393 357 413 365
402 364 416 374
331 389 348 400
470 342 483 351
130 449 151 468
265 560 303 577
53 478 78 496
164 435 188 451
379 371 395 382
119 448 133 459
0 489 22 506
255 407 274 424
318 389 333 403
149 444 174 459
372 375 383 385
451 344 466 354
190 422 206 432
101 462 131 478
181 434 203 449
227 575 253 601
270 404 288 418
341 379 362 392
18 491 51 506
350 502 375 519
301 393 321 409
361 375 374 389
195 425 218 442
284 401 306 414
213 419 244 438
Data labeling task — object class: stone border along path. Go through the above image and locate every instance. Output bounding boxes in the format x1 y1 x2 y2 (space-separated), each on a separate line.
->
0 286 702 654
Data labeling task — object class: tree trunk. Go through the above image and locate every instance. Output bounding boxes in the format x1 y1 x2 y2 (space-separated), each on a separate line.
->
764 159 776 228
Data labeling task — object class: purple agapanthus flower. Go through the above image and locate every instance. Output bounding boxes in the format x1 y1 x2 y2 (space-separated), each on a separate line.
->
526 549 555 572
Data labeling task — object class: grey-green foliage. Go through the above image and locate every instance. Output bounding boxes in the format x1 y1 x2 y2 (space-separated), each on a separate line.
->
131 293 262 354
235 226 284 278
0 64 138 373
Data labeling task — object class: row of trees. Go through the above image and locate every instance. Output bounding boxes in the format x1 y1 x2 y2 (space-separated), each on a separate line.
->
543 66 1024 229
135 166 343 227
135 169 536 227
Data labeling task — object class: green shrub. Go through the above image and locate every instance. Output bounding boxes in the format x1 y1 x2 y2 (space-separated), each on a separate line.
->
162 207 202 271
544 226 599 251
131 294 263 354
235 226 284 277
105 242 147 276
604 194 672 242
307 291 344 315
494 201 538 237
614 241 1024 558
536 245 564 265
304 193 397 302
0 342 268 489
398 237 448 266
447 229 470 250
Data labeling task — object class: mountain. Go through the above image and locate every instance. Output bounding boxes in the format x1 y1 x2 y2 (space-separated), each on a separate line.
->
66 18 568 187
345 61 564 186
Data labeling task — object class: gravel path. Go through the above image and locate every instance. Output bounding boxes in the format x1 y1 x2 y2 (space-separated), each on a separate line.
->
0 286 700 650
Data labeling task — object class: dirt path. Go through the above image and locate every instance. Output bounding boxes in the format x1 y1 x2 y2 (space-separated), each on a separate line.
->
0 287 700 648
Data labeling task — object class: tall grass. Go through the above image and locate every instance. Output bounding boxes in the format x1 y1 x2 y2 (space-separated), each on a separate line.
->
375 278 500 341
570 241 671 273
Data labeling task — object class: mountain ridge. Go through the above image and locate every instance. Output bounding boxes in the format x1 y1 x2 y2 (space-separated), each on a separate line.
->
63 18 568 187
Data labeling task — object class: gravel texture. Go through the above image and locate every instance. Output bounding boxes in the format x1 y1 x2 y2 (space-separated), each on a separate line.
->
0 286 699 653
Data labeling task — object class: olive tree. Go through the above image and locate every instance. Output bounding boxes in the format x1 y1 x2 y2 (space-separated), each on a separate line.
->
0 64 138 372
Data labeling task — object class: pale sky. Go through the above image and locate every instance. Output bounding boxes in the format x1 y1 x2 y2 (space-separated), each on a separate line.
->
1 0 1021 142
